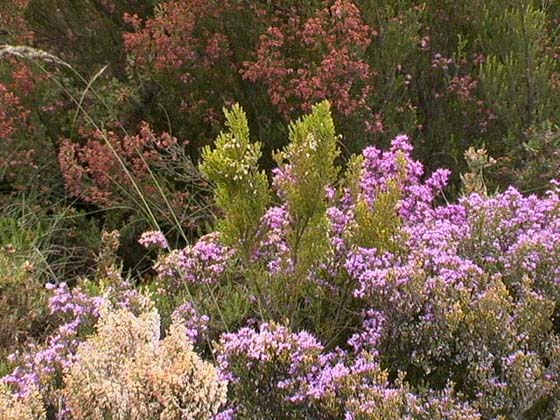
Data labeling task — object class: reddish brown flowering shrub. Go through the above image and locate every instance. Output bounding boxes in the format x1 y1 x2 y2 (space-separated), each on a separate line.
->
59 123 176 206
0 2 39 190
123 1 233 73
122 0 380 156
0 0 34 44
123 0 241 139
0 84 30 141
59 122 212 231
0 2 71 196
0 70 46 192
242 0 374 118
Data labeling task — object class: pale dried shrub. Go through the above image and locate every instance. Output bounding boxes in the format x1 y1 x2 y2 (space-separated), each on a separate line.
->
137 322 227 420
0 383 46 420
63 303 227 420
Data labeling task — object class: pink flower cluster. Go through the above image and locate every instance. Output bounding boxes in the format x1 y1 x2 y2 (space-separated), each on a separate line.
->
138 230 169 250
155 232 234 286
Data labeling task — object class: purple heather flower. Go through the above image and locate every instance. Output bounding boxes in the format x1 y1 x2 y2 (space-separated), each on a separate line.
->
171 301 210 344
139 230 169 249
156 232 234 286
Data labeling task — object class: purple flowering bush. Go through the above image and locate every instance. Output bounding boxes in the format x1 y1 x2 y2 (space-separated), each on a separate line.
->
4 102 560 419
198 102 560 419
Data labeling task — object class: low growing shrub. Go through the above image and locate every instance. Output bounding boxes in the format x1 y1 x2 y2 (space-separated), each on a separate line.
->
64 303 227 420
6 102 560 419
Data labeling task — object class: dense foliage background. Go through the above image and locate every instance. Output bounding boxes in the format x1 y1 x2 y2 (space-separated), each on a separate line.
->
2 1 560 419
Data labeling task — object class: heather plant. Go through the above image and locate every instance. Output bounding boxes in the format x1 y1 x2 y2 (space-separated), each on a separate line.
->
0 0 33 44
0 42 215 283
64 303 227 420
1 230 148 413
0 2 70 198
161 103 447 337
216 323 481 419
149 230 243 337
3 0 560 198
273 100 340 276
0 382 45 420
123 0 249 144
5 2 560 418
147 103 560 419
0 198 104 373
7 102 560 418
0 33 211 257
216 322 327 419
242 1 373 119
347 185 560 418
59 121 213 240
3 279 105 413
216 323 396 419
123 0 379 153
200 102 348 331
0 57 61 196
